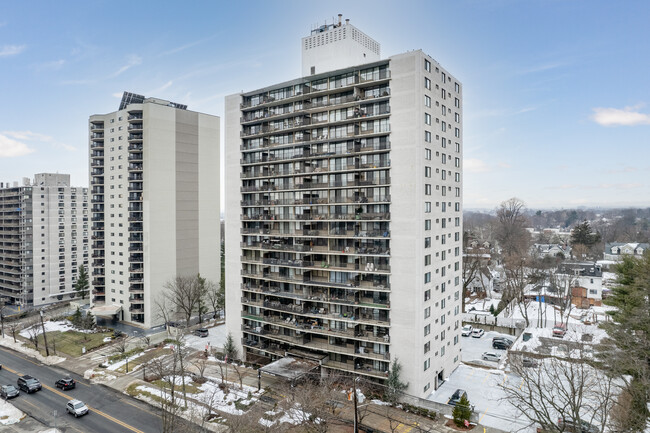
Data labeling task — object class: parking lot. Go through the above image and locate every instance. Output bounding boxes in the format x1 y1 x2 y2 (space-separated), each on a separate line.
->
428 364 534 432
460 328 517 367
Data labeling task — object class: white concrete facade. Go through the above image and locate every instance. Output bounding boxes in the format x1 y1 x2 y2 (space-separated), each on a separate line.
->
302 19 380 77
226 41 462 397
89 95 220 328
0 174 88 308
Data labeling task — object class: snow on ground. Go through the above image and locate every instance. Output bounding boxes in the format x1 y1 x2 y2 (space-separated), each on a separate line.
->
0 400 25 425
106 350 147 371
260 406 319 427
460 330 515 367
428 364 532 433
184 323 228 351
0 335 66 365
19 320 77 338
465 296 501 313
84 368 117 384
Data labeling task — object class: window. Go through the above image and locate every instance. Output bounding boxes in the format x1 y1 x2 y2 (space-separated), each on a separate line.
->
425 237 431 248
425 219 431 230
425 255 431 266
424 341 430 353
441 72 446 83
425 184 431 195
424 307 431 319
425 148 431 160
425 113 431 125
455 97 460 108
455 127 460 138
424 383 430 393
425 202 431 213
425 77 431 90
455 82 460 93
425 59 431 72
424 358 430 371
455 113 460 123
424 289 431 301
425 166 431 178
425 95 431 107
424 324 430 336
424 272 431 283
441 121 446 132
425 131 431 142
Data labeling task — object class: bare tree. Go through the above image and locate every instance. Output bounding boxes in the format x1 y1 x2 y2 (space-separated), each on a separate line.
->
7 320 20 343
24 318 41 351
500 351 618 433
495 198 531 258
148 355 182 433
231 362 248 390
164 275 204 327
204 276 224 320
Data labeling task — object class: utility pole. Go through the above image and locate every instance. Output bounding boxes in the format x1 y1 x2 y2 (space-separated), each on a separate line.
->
353 376 359 433
40 310 50 356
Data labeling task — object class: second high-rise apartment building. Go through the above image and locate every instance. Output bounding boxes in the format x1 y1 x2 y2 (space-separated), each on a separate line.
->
89 92 220 328
225 19 463 397
0 173 88 308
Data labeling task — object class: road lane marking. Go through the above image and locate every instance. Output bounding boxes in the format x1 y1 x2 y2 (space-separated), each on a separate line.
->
0 365 146 433
481 373 490 384
479 405 489 423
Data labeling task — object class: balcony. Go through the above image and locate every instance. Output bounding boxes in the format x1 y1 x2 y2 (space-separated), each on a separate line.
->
129 285 144 293
91 141 104 149
128 224 143 232
128 245 143 252
91 133 104 140
127 113 143 121
128 153 142 162
128 143 143 152
128 134 143 142
128 193 142 201
129 254 143 262
128 183 143 192
128 163 143 172
129 234 143 242
128 203 143 212
128 124 143 131
90 123 104 131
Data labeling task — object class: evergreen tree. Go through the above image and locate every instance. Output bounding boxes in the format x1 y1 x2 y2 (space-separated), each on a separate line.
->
570 220 601 247
385 358 408 404
223 331 238 361
70 307 83 327
82 310 96 330
74 265 90 300
600 254 650 430
452 394 472 427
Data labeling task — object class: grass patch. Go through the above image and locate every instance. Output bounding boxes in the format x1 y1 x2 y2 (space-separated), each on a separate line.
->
109 347 144 363
30 330 112 357
123 347 172 371
151 379 201 395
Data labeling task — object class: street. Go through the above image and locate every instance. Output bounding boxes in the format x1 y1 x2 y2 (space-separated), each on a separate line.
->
0 346 163 433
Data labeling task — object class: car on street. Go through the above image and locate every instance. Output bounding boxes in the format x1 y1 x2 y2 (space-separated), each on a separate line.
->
447 388 468 406
471 329 485 338
55 377 76 390
558 416 598 433
16 375 42 393
461 325 473 336
193 328 209 337
482 352 502 362
66 399 89 417
0 385 19 399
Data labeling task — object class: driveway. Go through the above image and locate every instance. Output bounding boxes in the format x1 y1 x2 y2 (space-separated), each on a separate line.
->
461 329 517 367
428 364 534 433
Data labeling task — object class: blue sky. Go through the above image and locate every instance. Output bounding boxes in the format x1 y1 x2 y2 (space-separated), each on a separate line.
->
0 0 648 209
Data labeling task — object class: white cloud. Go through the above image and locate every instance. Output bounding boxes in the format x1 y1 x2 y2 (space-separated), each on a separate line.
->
0 130 75 154
591 105 650 126
0 45 25 57
0 134 35 157
464 158 491 173
34 59 65 71
3 131 52 142
112 54 142 77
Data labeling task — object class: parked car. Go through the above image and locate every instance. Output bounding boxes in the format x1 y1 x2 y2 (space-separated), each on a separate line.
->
66 399 89 417
0 385 19 399
522 357 539 368
471 329 485 338
482 352 502 362
558 416 598 433
492 336 513 345
493 340 511 350
447 389 468 406
55 377 76 390
553 324 567 338
193 328 209 338
16 375 41 393
461 325 473 336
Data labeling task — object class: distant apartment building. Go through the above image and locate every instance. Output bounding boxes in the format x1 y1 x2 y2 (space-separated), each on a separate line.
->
89 92 220 328
225 17 463 397
0 173 88 308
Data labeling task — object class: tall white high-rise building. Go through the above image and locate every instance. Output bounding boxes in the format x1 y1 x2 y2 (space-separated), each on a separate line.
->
225 19 462 397
89 92 220 328
0 173 88 308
